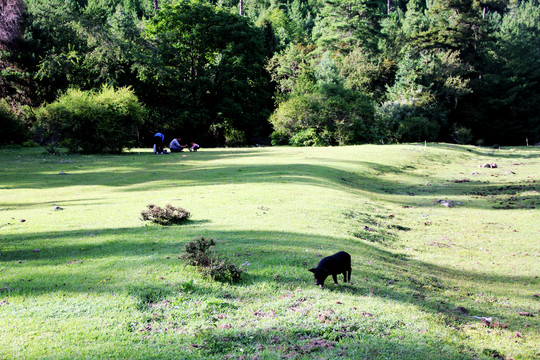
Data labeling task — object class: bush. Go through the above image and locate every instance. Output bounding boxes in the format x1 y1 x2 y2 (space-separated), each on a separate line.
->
0 99 27 145
203 259 243 283
182 237 243 283
224 127 247 147
269 84 376 146
183 236 215 267
377 100 441 143
42 143 62 156
290 128 326 146
35 86 146 153
270 130 289 145
453 126 473 144
396 116 440 143
141 204 191 225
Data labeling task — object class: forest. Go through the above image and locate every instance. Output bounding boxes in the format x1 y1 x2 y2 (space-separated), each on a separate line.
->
1 0 539 151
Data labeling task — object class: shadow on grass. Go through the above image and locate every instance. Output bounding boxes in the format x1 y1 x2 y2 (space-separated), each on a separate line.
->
2 147 538 212
1 226 536 321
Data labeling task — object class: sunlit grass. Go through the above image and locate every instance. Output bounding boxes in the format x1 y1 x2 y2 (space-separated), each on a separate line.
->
0 144 538 359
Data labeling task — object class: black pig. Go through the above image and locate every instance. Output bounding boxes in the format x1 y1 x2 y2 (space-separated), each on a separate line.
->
308 251 351 287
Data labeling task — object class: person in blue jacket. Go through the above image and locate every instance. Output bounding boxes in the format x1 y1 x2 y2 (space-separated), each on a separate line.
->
153 132 165 154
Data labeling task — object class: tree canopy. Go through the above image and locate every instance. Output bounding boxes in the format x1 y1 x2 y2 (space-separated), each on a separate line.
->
0 0 538 149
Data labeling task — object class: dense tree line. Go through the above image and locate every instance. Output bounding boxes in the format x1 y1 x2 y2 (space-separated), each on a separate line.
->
0 0 538 150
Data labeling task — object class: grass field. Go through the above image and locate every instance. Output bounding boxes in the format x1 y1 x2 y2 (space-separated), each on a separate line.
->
0 144 538 359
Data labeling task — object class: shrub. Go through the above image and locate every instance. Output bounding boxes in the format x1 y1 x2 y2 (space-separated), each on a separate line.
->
396 115 440 143
183 236 215 267
35 85 146 153
453 126 473 144
0 99 27 145
141 204 191 225
290 128 326 146
224 127 247 147
377 100 441 143
42 143 62 156
270 130 289 145
203 259 243 283
182 237 243 283
269 84 376 146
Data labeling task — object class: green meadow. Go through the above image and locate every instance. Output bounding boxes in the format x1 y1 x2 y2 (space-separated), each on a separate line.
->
0 144 538 359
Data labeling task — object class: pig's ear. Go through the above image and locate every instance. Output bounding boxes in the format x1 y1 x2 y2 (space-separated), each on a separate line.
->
308 268 316 273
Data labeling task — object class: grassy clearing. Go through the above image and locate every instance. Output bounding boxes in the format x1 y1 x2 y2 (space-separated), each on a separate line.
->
0 144 538 359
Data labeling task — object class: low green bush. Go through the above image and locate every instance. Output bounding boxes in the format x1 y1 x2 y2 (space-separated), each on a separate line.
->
269 84 376 146
203 259 243 283
0 100 27 145
453 126 473 144
290 128 326 146
182 236 243 283
35 86 146 153
377 100 441 143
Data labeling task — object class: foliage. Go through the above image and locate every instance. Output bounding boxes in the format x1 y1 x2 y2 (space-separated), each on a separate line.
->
6 0 540 146
341 49 397 103
35 86 145 153
183 236 216 267
270 83 377 146
143 0 272 146
203 258 243 283
183 236 243 283
452 126 473 144
23 0 147 99
290 127 325 146
141 204 191 225
459 0 540 145
377 100 440 143
0 99 27 145
312 0 384 53
0 0 25 49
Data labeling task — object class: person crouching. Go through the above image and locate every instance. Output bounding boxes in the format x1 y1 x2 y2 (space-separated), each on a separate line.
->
169 137 187 152
153 132 165 154
189 142 200 152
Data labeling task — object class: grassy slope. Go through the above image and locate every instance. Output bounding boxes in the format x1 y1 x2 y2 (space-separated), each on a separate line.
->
0 144 538 359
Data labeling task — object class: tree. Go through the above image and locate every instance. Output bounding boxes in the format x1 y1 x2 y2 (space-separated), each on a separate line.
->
311 0 385 54
410 0 484 64
0 0 26 49
458 1 540 145
144 0 272 145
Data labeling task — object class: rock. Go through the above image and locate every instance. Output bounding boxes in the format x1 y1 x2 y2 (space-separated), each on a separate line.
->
437 200 453 207
437 199 462 207
481 163 498 168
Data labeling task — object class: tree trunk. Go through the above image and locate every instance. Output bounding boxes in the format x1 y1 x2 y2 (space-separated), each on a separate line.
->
0 0 25 49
